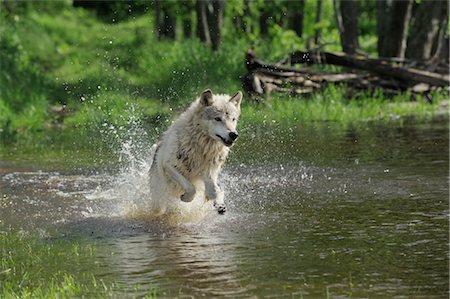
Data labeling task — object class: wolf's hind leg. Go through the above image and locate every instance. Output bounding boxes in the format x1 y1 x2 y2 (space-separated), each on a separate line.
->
164 164 196 202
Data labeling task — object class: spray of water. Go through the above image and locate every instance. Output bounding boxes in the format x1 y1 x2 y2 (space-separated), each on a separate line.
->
85 108 215 224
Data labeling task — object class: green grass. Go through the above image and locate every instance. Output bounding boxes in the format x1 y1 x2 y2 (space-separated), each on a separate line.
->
0 2 447 140
0 229 158 298
242 86 447 126
0 5 246 134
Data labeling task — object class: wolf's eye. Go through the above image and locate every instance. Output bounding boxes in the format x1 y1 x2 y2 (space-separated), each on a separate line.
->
232 118 236 122
214 117 221 122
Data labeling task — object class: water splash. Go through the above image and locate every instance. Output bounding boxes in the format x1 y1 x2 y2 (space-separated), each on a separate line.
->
86 113 214 224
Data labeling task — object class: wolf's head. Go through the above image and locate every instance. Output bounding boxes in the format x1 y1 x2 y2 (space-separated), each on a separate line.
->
198 89 242 147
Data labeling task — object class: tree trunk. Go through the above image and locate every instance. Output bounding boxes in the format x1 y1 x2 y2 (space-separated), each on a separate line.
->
377 0 413 59
196 0 210 43
154 0 162 39
241 0 251 34
181 2 194 39
209 0 224 51
182 17 192 38
288 0 305 37
259 9 271 36
232 15 243 33
406 0 448 60
334 0 359 55
314 0 323 45
430 1 449 62
161 6 176 39
439 36 449 63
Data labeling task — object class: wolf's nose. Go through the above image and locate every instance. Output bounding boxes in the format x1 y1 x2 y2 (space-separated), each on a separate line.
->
229 132 239 141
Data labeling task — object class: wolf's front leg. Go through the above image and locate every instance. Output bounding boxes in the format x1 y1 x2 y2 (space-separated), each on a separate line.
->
205 179 226 214
164 164 196 202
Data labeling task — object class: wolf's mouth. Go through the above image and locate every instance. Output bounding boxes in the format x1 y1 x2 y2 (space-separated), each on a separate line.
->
216 134 233 147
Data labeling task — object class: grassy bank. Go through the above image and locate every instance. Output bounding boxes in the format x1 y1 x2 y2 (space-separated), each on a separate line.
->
242 87 447 127
0 229 157 298
0 3 447 140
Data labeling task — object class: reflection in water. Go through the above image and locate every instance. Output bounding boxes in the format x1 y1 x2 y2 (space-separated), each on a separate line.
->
107 230 248 297
1 119 448 297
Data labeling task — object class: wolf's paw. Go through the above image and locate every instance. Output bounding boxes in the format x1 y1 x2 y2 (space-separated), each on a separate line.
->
214 203 226 215
217 205 226 214
180 191 195 202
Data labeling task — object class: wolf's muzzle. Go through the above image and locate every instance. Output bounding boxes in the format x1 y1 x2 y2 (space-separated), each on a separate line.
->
216 132 238 147
229 131 239 141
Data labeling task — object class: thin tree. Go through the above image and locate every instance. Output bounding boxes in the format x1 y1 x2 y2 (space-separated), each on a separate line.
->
181 1 195 38
430 2 449 62
334 0 359 55
195 0 224 51
196 0 210 43
154 0 175 40
288 0 305 37
241 0 251 34
314 0 323 46
406 0 449 60
259 1 271 36
209 0 224 51
377 0 413 59
162 6 176 39
154 0 162 39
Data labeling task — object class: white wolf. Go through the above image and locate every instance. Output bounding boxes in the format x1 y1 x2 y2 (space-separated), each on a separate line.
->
148 89 242 215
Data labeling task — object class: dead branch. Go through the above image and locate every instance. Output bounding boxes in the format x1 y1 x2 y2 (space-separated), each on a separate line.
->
288 51 449 87
242 49 449 98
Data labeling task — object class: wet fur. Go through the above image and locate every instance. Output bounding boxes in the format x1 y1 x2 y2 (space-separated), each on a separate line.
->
149 90 242 215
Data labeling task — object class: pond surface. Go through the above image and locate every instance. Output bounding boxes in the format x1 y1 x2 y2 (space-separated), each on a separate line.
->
1 117 448 298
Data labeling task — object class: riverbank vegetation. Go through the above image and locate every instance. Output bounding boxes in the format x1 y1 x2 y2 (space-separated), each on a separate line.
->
0 229 158 298
1 1 448 141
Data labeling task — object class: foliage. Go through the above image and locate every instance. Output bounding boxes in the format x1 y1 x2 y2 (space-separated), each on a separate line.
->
0 13 50 133
0 1 446 139
0 4 246 133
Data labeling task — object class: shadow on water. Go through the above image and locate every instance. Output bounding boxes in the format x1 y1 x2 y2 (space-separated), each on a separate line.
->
1 116 448 297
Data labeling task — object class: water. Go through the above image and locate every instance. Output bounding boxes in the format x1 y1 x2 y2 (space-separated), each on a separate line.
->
1 118 448 298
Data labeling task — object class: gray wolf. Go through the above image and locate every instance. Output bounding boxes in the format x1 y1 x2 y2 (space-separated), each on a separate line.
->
149 89 242 215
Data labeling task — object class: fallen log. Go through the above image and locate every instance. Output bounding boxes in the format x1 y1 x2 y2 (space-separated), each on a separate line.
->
288 51 450 87
244 49 366 96
242 49 449 98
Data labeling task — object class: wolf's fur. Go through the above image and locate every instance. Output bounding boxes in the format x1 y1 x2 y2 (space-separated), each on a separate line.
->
149 90 242 215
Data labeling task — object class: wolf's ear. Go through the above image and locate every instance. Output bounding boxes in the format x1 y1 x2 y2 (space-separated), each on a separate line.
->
200 89 214 106
230 91 243 109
